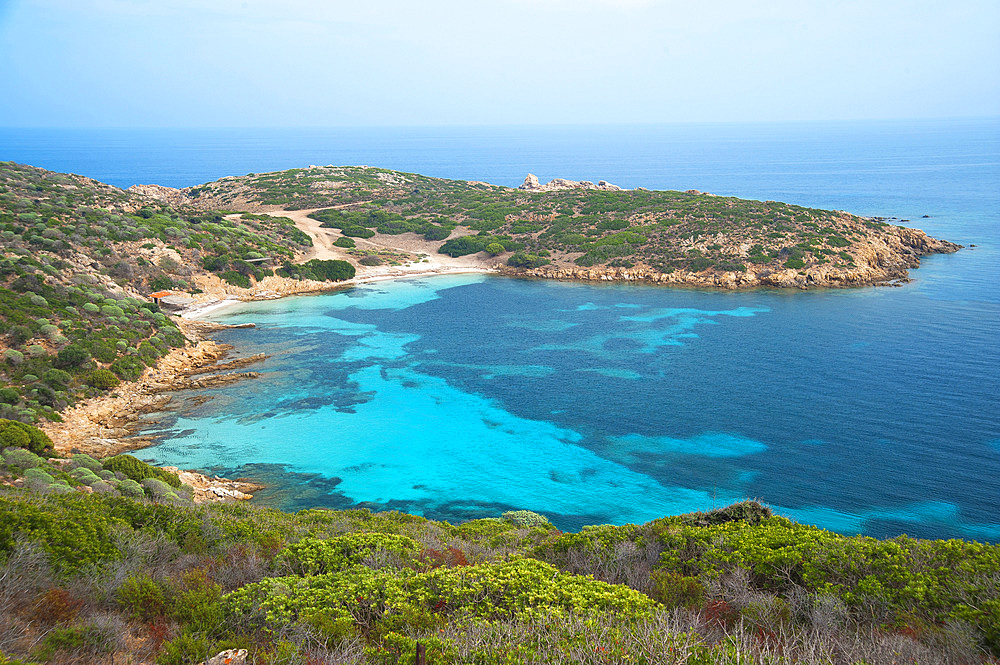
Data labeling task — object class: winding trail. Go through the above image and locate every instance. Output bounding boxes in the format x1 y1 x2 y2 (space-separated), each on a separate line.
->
258 207 497 278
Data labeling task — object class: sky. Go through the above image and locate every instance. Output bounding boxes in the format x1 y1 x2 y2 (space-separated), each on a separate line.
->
0 0 998 127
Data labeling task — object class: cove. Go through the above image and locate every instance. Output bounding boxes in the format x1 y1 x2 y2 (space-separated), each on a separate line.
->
139 274 1000 540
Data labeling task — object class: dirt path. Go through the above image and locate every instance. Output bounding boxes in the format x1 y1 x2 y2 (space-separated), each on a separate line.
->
265 205 360 262
259 207 497 277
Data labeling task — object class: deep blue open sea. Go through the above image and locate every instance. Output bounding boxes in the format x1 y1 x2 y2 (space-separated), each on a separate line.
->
2 120 998 539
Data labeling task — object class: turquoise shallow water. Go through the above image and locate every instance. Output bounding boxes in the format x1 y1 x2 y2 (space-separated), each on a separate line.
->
139 270 1000 540
5 119 997 539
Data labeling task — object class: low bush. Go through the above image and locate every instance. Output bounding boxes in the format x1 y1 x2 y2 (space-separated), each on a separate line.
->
102 454 182 488
2 447 45 470
0 420 53 454
502 510 553 529
276 533 422 575
87 369 120 390
117 574 167 622
32 623 117 662
68 453 102 473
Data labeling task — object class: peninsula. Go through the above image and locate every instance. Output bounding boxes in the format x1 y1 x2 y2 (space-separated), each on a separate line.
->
138 164 960 290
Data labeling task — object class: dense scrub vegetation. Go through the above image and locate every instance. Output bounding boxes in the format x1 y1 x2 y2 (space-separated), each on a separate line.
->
0 444 188 504
0 163 359 424
189 165 901 277
0 487 995 664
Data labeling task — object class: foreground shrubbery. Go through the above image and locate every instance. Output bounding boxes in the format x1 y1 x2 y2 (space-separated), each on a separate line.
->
0 489 996 664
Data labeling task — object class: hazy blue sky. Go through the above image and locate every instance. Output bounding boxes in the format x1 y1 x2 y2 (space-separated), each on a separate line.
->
1 0 997 127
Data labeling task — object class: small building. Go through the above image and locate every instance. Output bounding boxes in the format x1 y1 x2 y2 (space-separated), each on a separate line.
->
149 290 195 311
149 290 173 305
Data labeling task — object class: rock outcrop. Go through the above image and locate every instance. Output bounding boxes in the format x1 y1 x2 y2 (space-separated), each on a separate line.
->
40 323 264 458
127 183 188 206
518 174 624 192
204 649 248 665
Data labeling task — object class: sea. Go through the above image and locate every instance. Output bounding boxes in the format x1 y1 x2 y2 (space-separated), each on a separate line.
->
2 120 998 540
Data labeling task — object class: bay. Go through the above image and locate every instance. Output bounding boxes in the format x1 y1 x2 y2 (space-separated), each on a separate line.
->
3 120 997 538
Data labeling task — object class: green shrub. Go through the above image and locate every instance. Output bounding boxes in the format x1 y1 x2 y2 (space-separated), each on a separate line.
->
359 255 382 266
226 557 656 639
170 571 224 633
154 631 213 665
142 477 179 501
87 369 120 390
4 350 24 365
2 447 44 470
423 225 452 241
784 257 806 269
0 419 53 454
22 468 54 491
117 478 144 497
507 252 550 269
650 571 706 608
109 356 145 381
220 271 251 288
502 510 553 529
0 387 19 404
117 574 167 621
68 453 102 473
277 533 422 575
70 467 101 485
42 368 71 388
102 454 182 488
33 624 116 662
333 236 356 248
341 226 375 239
303 259 355 281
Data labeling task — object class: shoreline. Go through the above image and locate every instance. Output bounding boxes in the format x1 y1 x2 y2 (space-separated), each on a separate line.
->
36 229 957 504
178 264 497 320
38 265 496 503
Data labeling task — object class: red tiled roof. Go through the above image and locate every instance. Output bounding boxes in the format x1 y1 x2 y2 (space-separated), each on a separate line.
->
149 291 173 298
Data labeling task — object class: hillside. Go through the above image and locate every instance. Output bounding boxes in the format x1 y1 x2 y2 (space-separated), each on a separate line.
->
0 474 997 664
154 165 961 289
0 162 357 427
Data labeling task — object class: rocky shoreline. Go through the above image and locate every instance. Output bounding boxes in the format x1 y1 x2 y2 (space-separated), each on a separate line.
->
501 225 961 289
39 319 268 502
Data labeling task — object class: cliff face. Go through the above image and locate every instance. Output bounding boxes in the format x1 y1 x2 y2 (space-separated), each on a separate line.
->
502 226 960 289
